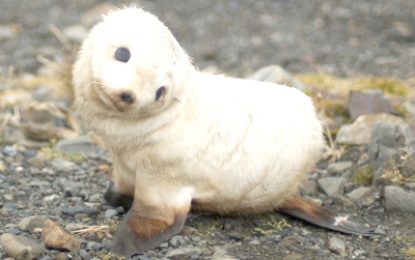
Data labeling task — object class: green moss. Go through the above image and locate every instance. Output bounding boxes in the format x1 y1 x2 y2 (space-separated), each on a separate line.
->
39 139 87 162
354 78 408 96
193 218 221 235
353 165 373 185
296 73 414 97
394 103 411 118
254 214 291 236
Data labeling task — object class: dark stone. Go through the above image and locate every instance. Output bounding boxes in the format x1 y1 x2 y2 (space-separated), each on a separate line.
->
348 89 393 119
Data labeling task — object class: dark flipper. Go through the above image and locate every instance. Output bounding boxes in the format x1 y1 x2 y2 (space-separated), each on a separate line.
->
111 209 187 257
279 196 383 237
104 182 133 210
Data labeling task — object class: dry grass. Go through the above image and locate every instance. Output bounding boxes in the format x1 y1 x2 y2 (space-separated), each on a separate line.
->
72 225 110 237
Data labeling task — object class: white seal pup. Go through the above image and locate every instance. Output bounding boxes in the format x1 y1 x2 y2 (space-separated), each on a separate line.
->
73 7 379 257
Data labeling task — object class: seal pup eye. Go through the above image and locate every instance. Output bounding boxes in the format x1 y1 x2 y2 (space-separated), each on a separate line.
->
114 47 131 62
155 86 166 101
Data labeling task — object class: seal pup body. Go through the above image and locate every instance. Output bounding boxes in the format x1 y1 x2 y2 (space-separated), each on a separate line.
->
73 7 379 257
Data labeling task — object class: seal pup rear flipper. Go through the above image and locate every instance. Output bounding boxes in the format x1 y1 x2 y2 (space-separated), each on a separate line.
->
279 196 382 237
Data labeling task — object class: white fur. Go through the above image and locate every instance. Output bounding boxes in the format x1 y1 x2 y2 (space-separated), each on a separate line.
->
73 7 324 214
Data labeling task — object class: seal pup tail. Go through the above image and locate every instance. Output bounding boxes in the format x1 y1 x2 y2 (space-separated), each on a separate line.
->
279 196 382 237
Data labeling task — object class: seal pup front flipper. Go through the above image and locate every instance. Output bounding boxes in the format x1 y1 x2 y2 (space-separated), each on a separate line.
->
279 196 382 237
111 181 192 257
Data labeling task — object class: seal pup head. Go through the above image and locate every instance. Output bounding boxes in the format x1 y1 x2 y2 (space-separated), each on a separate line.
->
73 7 194 119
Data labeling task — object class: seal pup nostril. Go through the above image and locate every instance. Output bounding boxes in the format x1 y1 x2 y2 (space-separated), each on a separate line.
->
120 92 134 104
155 86 166 101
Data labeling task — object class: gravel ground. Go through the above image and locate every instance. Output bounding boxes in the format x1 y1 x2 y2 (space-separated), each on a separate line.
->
1 0 415 78
0 1 414 260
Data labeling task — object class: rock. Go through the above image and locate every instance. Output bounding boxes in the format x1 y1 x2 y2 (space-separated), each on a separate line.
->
18 216 47 232
347 89 393 120
104 208 118 218
369 122 415 184
336 113 405 145
327 161 353 174
403 98 415 119
300 180 319 196
318 177 345 196
249 239 260 245
165 246 201 260
61 202 98 217
50 159 76 172
42 219 81 251
169 235 187 247
346 187 373 201
1 233 45 260
54 136 102 157
327 236 346 255
384 186 415 213
226 232 244 241
2 146 18 156
43 194 59 202
63 25 88 42
249 65 305 91
0 25 18 39
0 161 5 171
58 178 83 193
19 102 79 141
29 180 50 187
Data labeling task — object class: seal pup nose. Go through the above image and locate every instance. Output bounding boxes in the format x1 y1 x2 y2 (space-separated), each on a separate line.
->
119 92 135 104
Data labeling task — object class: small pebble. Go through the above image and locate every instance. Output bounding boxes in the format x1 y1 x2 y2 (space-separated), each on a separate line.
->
3 146 18 156
327 237 346 255
104 208 118 218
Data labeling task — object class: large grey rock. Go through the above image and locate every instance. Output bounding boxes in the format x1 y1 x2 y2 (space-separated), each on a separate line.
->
348 89 393 120
0 233 45 260
327 161 353 174
346 187 373 201
384 185 415 213
369 122 415 184
54 136 103 157
336 113 405 145
249 65 305 91
318 177 345 196
403 98 415 120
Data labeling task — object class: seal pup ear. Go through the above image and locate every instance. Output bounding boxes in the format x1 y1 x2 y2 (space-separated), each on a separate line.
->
279 196 383 237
